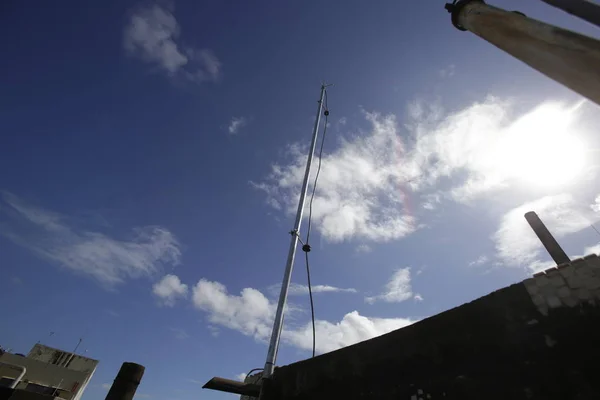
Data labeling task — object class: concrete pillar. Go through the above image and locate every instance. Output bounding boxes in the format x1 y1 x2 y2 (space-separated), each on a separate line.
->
525 211 570 265
540 0 600 28
105 363 145 400
446 0 600 105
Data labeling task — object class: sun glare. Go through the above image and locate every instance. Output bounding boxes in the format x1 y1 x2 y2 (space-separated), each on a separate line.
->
493 103 586 187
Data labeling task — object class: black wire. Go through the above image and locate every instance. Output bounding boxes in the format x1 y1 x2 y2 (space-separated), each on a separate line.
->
303 88 329 359
306 90 328 245
305 251 316 358
591 224 600 238
244 368 264 382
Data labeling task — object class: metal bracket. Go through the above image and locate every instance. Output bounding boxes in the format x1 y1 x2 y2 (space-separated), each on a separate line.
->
445 0 484 31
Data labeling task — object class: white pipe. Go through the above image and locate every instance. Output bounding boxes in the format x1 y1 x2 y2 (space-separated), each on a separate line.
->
0 361 27 389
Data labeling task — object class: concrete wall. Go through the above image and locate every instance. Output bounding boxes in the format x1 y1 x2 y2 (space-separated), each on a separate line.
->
0 353 93 400
261 254 600 400
27 345 98 374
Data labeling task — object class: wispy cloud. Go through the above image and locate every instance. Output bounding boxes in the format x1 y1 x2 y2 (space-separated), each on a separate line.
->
268 282 357 297
153 274 188 306
365 267 421 304
191 278 415 354
169 327 190 340
253 100 589 243
281 311 415 354
101 383 111 390
439 64 455 78
235 373 248 382
355 244 372 253
187 379 204 385
252 111 417 242
0 193 181 286
494 194 600 270
584 242 600 255
228 117 247 135
192 279 274 340
592 195 600 213
468 255 489 267
105 310 120 317
123 4 220 83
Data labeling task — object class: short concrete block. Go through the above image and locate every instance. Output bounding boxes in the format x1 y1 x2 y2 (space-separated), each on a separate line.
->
577 288 592 301
571 258 588 270
585 277 600 290
557 286 571 298
559 266 575 278
531 294 545 307
536 275 551 287
567 276 586 289
547 295 562 309
545 267 559 275
586 256 600 274
550 275 566 287
523 278 540 295
562 297 578 307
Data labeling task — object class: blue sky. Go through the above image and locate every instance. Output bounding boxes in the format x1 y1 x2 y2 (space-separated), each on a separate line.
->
1 1 600 399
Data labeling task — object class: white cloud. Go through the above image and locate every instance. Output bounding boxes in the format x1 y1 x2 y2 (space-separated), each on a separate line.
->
355 244 372 253
192 279 275 340
123 4 220 83
413 294 424 302
153 274 189 306
584 243 600 255
421 193 442 210
0 193 181 285
254 99 589 243
101 383 111 390
365 267 417 304
169 327 190 340
253 111 417 242
468 255 489 267
494 194 599 269
592 195 600 213
207 325 220 337
282 311 414 354
439 64 455 78
235 373 248 382
191 278 415 354
268 282 357 296
228 117 247 135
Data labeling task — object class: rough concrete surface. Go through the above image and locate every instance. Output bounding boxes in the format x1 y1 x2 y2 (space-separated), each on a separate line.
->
261 254 600 400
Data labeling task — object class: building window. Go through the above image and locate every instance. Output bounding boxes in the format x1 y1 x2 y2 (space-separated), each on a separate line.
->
0 377 15 388
25 383 56 396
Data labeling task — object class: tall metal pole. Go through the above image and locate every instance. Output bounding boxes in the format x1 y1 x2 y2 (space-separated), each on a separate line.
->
263 84 327 378
540 0 600 28
445 0 600 106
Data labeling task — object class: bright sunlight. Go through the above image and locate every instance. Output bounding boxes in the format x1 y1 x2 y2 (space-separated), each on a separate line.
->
493 102 586 187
